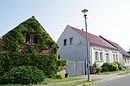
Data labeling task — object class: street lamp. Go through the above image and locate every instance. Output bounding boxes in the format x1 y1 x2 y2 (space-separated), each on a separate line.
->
82 9 90 81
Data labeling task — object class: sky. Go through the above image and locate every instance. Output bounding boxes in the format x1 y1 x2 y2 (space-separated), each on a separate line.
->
0 0 130 51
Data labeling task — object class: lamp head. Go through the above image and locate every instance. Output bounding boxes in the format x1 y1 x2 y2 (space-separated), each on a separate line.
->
82 9 88 15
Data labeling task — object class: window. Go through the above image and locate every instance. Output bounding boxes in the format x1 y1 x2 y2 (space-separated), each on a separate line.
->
113 54 115 61
34 35 38 43
95 52 98 61
26 34 30 43
116 55 118 62
25 34 38 44
69 37 73 45
58 55 60 59
128 59 129 64
105 53 109 62
124 58 127 63
64 39 67 46
100 52 103 61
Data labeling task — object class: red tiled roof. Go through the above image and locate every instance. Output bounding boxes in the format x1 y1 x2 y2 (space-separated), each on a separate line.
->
99 36 130 57
69 25 117 50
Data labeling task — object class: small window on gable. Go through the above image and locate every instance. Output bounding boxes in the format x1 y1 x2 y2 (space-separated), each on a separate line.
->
69 37 73 45
58 55 60 59
34 35 38 43
64 39 67 46
26 34 30 43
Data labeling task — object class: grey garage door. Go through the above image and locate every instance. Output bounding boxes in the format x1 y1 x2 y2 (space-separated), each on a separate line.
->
67 61 86 76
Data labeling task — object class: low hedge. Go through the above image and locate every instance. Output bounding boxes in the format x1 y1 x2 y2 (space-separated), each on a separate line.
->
0 66 45 84
101 62 123 72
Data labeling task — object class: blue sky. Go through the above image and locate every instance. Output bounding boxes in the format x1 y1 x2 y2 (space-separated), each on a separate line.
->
1 0 130 51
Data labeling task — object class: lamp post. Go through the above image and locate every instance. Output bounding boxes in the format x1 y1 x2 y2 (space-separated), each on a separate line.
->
82 9 90 81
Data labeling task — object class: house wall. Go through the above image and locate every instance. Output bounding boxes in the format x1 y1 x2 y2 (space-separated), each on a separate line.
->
123 56 130 67
90 45 120 66
57 26 88 76
57 25 87 60
57 25 125 76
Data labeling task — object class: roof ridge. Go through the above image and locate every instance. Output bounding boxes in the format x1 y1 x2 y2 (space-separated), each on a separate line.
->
69 25 117 50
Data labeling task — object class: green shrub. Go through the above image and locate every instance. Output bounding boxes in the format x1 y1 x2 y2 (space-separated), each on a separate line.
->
91 63 101 74
0 66 45 84
0 52 66 78
101 62 112 72
57 59 67 71
101 62 120 72
31 53 58 78
54 74 63 79
111 62 119 71
114 62 123 70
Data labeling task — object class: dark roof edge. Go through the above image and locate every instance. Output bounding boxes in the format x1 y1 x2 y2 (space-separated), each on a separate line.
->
99 35 117 49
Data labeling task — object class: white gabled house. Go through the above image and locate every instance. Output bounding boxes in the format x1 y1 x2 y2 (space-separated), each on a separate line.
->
57 25 130 76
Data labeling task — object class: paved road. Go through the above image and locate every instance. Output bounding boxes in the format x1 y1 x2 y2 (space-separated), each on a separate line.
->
90 75 130 86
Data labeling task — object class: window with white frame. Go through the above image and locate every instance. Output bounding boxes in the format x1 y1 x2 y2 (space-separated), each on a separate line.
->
100 52 103 61
95 52 98 61
113 54 116 62
124 58 127 63
106 53 109 62
116 55 118 62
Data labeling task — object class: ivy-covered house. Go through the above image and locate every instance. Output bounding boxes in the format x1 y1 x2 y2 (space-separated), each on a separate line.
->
1 16 59 53
0 16 66 78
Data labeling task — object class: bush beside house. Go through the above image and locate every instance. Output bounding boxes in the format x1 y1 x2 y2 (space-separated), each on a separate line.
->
92 62 124 74
0 66 45 84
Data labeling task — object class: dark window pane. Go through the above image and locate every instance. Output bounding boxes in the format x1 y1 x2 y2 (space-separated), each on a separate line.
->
69 37 73 45
26 34 30 43
64 39 67 46
34 35 38 43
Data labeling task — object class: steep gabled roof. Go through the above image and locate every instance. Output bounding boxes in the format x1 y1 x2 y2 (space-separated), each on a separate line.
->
69 25 117 50
99 36 130 57
1 16 59 50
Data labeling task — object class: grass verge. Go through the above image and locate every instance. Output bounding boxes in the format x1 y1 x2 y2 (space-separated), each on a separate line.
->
51 78 101 86
43 77 83 84
101 70 123 75
118 69 130 75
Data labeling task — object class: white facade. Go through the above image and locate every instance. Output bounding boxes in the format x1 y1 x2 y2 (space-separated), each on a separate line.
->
90 45 121 66
57 25 87 76
57 25 129 76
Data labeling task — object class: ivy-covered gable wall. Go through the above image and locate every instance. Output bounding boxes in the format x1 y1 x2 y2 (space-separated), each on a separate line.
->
0 16 66 78
1 16 59 53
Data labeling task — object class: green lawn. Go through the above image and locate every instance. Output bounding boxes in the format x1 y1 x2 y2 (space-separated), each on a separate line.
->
101 70 124 75
118 69 130 75
0 84 31 86
49 78 101 86
101 68 130 75
42 77 84 84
